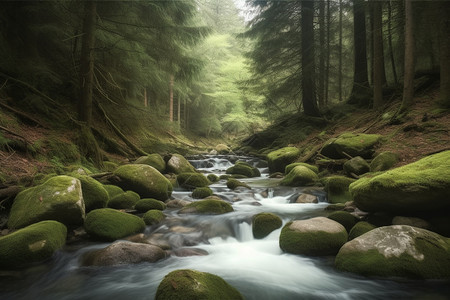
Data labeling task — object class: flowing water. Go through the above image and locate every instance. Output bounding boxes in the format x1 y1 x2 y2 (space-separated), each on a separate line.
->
0 155 449 300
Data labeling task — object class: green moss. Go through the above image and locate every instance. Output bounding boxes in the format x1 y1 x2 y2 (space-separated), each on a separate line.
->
46 137 81 164
226 178 250 190
285 162 319 175
73 175 109 212
166 154 196 174
103 184 124 199
343 156 370 176
192 187 213 199
135 198 166 212
219 174 230 180
155 269 244 300
108 191 140 209
102 161 118 172
216 144 231 154
207 174 219 183
226 163 260 178
324 176 356 204
321 132 382 159
143 209 166 225
179 199 233 215
327 211 358 232
348 221 376 240
350 150 450 213
177 173 210 190
279 166 318 187
84 208 145 241
370 151 399 172
0 220 67 269
252 212 282 239
267 147 301 173
134 154 166 173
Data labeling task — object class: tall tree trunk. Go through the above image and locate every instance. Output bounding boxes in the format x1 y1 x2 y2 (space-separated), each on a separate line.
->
144 88 148 107
325 0 331 105
349 0 370 105
338 0 343 102
373 1 384 109
301 0 319 117
387 1 398 84
318 0 325 108
169 75 174 122
399 0 415 113
439 2 450 107
177 96 181 125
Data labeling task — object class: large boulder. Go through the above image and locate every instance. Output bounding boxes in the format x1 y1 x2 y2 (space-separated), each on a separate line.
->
279 217 348 256
135 154 166 173
84 208 145 241
321 132 382 159
252 212 282 239
155 269 243 300
349 151 450 214
348 221 377 240
143 210 166 225
177 173 210 190
103 184 124 199
324 176 356 204
107 191 140 209
135 198 166 212
0 220 67 269
81 241 166 266
335 225 450 279
285 162 319 175
192 187 213 199
226 162 260 178
370 151 399 172
343 156 370 176
267 147 301 173
226 178 251 190
166 154 196 174
113 164 172 200
75 175 109 212
8 175 85 229
280 166 318 187
179 199 233 215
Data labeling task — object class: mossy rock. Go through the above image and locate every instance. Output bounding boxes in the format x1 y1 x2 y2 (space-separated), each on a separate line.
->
155 269 243 300
8 175 85 229
113 164 173 200
207 174 219 183
343 156 370 176
179 199 233 215
335 225 450 279
324 176 357 204
103 184 124 199
143 210 166 225
0 220 67 269
177 173 210 190
84 208 146 242
166 154 196 174
320 132 382 159
327 211 358 232
134 154 166 173
285 162 319 175
279 217 348 256
135 198 166 212
279 166 319 187
348 221 377 240
370 151 399 172
192 187 213 199
350 151 450 214
102 161 118 172
74 175 109 212
226 178 251 190
216 144 231 154
108 191 140 209
267 147 301 173
226 163 260 178
252 212 282 239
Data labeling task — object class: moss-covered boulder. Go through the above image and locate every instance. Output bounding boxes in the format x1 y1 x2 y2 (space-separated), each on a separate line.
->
207 174 219 183
0 220 67 269
8 175 85 229
155 269 243 300
370 151 399 172
179 199 233 215
102 161 118 172
166 154 196 174
82 241 166 267
226 163 260 178
84 208 145 241
348 221 376 240
226 178 251 190
280 166 318 187
267 147 301 173
103 184 124 199
216 144 231 154
285 162 318 175
252 212 282 239
143 210 166 225
350 151 450 214
134 154 166 173
192 187 213 199
327 211 358 232
321 132 382 159
279 217 348 256
135 198 166 212
343 156 370 176
75 175 109 212
177 173 210 190
335 225 450 279
324 176 356 204
113 164 172 200
107 190 140 209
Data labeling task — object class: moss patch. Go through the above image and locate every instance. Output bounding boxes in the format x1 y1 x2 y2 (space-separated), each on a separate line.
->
267 147 301 173
135 198 166 212
324 176 356 204
285 162 319 175
143 210 166 225
327 211 358 232
226 163 260 178
321 132 382 159
252 212 282 239
103 184 124 199
280 166 318 187
134 154 166 173
179 199 233 215
177 173 210 190
166 154 196 174
192 187 213 199
370 151 399 172
108 191 140 209
226 178 251 190
73 175 109 212
348 221 377 240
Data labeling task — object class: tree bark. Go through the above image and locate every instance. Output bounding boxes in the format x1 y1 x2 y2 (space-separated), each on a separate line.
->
387 1 398 84
325 0 331 106
318 0 325 108
338 0 343 102
169 75 174 122
439 2 450 107
301 0 320 117
373 1 384 109
399 0 415 113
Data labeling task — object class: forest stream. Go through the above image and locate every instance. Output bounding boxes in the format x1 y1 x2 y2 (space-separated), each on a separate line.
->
1 155 449 300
